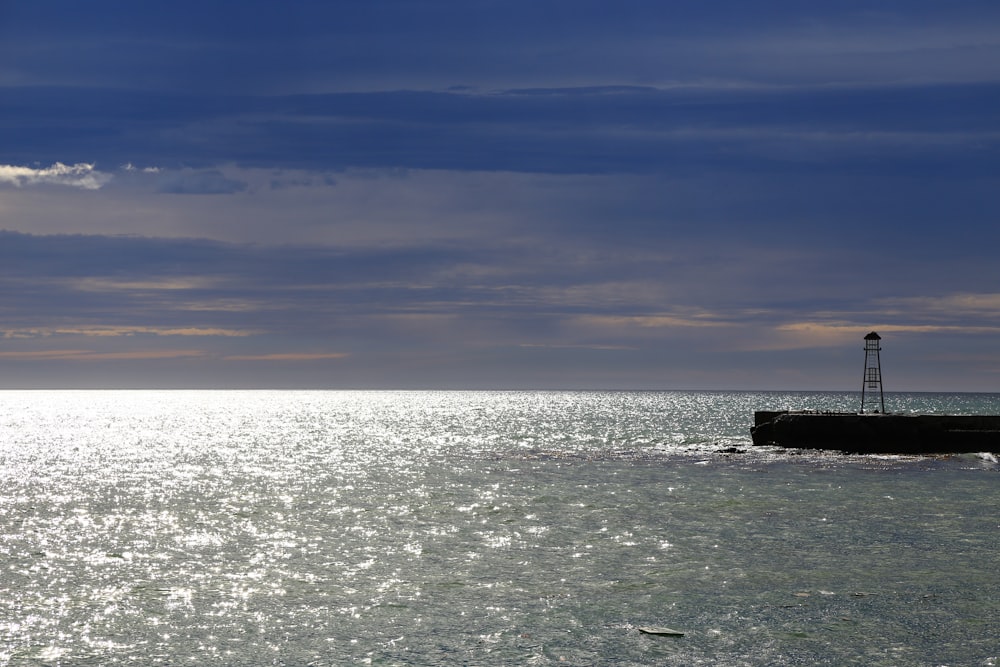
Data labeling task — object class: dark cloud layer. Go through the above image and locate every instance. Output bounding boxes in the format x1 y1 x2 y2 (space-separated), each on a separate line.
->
5 1 1000 91
4 83 999 175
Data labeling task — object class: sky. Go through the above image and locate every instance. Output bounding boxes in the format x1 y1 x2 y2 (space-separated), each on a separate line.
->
1 1 999 390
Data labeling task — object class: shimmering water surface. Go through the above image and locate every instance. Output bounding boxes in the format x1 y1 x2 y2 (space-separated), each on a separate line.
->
0 390 997 666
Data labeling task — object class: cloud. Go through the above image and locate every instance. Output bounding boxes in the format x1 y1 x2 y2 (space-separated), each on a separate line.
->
0 349 207 360
777 321 1000 339
74 278 221 292
2 326 255 339
0 162 112 189
121 163 160 172
268 173 338 190
223 353 349 361
876 294 1000 319
7 1 1000 95
156 169 248 195
572 313 734 330
5 79 1000 178
518 343 636 351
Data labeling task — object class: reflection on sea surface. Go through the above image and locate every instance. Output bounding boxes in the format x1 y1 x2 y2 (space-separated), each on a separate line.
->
0 391 996 665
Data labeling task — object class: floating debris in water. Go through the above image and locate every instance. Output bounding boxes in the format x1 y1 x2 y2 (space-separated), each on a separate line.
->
638 626 685 636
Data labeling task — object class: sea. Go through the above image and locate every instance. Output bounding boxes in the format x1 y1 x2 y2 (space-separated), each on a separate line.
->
0 390 996 666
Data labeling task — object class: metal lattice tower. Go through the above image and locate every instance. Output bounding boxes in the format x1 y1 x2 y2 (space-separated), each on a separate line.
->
861 331 885 413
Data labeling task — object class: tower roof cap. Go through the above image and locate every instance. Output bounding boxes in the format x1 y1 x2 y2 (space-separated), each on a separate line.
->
864 331 881 340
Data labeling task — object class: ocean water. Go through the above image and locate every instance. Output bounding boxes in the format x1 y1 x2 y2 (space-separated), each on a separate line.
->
0 390 996 666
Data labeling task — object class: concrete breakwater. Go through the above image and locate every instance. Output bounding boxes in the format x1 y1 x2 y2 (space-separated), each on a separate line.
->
751 410 1000 454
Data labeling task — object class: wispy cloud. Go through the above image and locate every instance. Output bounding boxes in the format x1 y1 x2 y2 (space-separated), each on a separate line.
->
0 162 112 189
155 168 248 195
74 277 222 292
770 321 1000 350
223 353 349 361
0 349 206 360
518 343 636 351
876 293 1000 319
572 313 734 331
3 326 254 339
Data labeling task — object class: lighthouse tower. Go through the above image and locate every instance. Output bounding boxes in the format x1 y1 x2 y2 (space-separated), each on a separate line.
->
861 331 885 414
